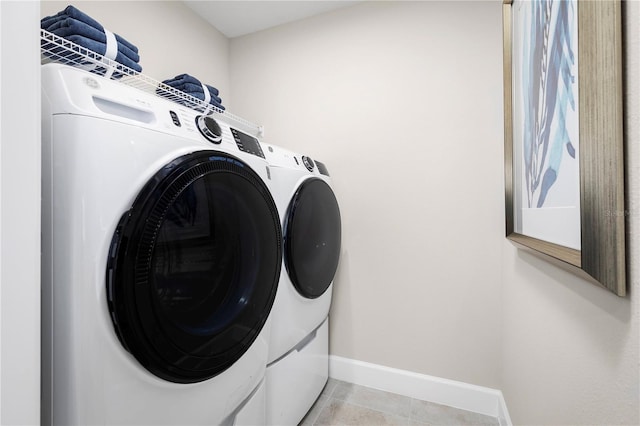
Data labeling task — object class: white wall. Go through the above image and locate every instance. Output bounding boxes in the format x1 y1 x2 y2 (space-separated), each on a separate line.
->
0 1 41 424
40 1 231 103
500 2 640 424
230 1 505 389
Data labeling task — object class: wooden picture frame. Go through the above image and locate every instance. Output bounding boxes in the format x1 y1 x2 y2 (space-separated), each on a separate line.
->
503 0 626 296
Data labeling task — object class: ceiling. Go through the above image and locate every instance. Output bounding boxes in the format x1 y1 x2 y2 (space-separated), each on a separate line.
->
183 1 361 38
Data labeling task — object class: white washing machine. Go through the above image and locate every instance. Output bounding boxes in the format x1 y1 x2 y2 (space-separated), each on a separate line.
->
41 63 282 425
262 144 342 425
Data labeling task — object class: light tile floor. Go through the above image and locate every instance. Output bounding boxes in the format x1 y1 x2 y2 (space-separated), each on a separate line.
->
299 379 500 426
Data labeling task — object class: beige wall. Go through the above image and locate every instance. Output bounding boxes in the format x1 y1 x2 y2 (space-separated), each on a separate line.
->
229 1 639 423
230 1 505 389
500 1 640 424
40 1 231 103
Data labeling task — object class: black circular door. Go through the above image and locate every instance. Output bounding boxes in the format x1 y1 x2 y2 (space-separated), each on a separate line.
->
106 151 281 384
284 178 341 299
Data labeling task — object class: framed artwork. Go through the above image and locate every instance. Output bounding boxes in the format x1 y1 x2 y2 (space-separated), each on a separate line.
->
503 0 626 296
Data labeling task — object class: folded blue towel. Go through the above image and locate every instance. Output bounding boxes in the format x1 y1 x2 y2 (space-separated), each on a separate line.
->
164 82 223 104
41 5 142 75
46 34 142 72
163 74 219 97
186 92 225 111
41 5 138 54
158 74 225 110
176 98 225 111
40 41 131 79
157 86 226 111
45 18 139 63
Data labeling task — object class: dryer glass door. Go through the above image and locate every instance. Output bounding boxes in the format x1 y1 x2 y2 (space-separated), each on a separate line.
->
284 178 341 299
107 151 281 384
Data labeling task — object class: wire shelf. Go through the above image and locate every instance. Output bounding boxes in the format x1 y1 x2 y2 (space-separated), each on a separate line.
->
40 29 263 136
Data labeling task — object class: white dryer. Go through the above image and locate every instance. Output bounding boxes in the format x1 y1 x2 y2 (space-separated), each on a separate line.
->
263 144 342 425
41 63 281 425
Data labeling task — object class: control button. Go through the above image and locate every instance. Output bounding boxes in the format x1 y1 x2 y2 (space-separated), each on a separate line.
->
302 156 315 172
195 115 222 144
169 111 181 127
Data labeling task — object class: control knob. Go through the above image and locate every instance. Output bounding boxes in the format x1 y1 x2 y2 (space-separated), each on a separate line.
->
196 115 222 144
302 156 315 172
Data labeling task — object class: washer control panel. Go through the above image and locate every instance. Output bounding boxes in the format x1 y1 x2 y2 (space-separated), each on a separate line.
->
231 128 265 159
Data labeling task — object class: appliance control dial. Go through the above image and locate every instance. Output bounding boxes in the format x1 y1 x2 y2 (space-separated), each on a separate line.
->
195 115 222 144
302 156 315 172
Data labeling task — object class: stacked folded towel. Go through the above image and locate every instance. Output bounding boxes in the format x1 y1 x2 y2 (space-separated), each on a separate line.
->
161 74 225 111
41 5 142 73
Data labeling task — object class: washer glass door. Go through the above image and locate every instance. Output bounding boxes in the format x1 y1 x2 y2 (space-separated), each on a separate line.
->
107 151 281 384
284 178 341 299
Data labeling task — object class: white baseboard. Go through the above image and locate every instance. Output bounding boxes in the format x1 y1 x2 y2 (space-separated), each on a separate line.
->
496 392 513 426
329 355 512 426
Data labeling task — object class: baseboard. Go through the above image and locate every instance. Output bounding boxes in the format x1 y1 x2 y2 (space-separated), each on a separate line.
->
329 355 512 425
496 391 513 426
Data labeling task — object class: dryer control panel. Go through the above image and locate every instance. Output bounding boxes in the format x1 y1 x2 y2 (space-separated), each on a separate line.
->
231 127 265 159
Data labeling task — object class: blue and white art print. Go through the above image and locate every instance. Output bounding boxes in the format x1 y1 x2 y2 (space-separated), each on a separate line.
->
512 0 581 250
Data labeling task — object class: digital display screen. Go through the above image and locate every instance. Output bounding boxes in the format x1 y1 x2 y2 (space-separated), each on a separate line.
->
230 128 265 159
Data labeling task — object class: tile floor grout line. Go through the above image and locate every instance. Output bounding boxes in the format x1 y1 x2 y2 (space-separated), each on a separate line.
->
325 381 338 398
309 393 334 425
307 378 341 425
